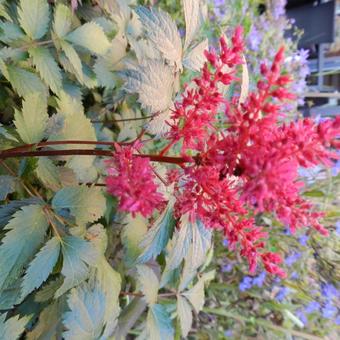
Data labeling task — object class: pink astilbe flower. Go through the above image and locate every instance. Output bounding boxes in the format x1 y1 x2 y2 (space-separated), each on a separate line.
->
105 143 164 218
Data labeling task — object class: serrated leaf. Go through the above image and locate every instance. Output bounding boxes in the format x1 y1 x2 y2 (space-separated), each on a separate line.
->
177 295 192 337
52 186 106 225
21 237 61 297
27 299 64 340
138 204 175 263
183 0 205 50
122 215 148 267
63 282 106 340
55 235 98 297
35 157 61 191
0 175 16 200
183 279 204 313
147 304 174 340
183 39 208 72
53 3 72 38
123 60 174 113
94 57 116 89
166 214 192 271
136 265 159 305
66 22 110 55
0 313 30 340
60 40 84 82
0 205 49 292
29 47 63 93
136 6 182 67
18 0 50 40
7 65 47 96
14 93 48 143
0 197 42 229
0 22 26 44
35 277 63 302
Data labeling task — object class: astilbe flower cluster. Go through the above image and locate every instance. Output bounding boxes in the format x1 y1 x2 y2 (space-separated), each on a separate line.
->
106 27 340 277
105 143 164 218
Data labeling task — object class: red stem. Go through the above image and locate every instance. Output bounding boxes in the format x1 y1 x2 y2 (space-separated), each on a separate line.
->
0 148 190 165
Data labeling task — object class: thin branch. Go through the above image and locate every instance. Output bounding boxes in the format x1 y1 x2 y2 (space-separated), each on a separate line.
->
0 148 190 165
91 115 154 124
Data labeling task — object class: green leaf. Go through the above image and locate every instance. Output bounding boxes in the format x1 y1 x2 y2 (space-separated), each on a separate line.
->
29 47 62 93
14 93 48 143
123 60 174 113
138 204 175 263
183 39 208 72
66 22 110 55
303 190 325 197
21 237 61 297
60 40 84 82
0 175 16 200
183 279 205 314
55 235 98 297
18 0 50 40
7 65 47 96
136 6 182 68
0 205 49 292
183 0 205 50
0 22 26 44
52 186 106 225
53 3 72 38
63 282 106 340
136 265 159 305
147 304 174 340
35 157 62 191
0 197 42 229
283 310 304 328
177 295 192 338
0 313 30 340
121 215 148 267
94 57 116 89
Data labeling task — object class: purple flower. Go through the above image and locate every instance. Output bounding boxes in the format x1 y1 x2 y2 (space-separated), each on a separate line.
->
336 221 340 236
275 287 290 302
305 301 320 314
332 160 340 177
239 276 253 291
335 315 340 325
224 329 233 337
253 271 266 287
272 0 287 20
322 302 337 319
248 26 262 51
290 271 299 280
285 252 301 267
295 308 308 326
222 239 229 247
321 283 338 300
222 263 233 273
298 234 309 246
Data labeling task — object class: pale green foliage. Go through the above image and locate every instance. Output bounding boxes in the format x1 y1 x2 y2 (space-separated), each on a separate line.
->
66 22 111 55
35 157 62 191
0 313 30 340
136 265 159 305
177 295 193 337
14 93 48 143
183 39 208 71
18 0 50 40
52 186 106 225
0 205 48 292
147 304 174 340
136 6 182 68
53 3 72 38
56 235 98 297
123 60 174 113
0 175 16 200
29 46 63 93
21 236 61 297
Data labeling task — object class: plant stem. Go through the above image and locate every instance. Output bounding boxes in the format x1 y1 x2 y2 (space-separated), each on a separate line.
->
0 148 190 165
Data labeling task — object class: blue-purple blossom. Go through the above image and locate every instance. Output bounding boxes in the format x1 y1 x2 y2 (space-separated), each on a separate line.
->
285 252 301 267
275 287 290 302
335 315 340 325
222 263 234 273
248 26 262 51
321 283 338 300
305 301 320 314
298 234 309 246
272 0 287 20
290 271 299 280
332 160 340 177
253 271 266 287
239 276 253 291
295 308 308 326
336 221 340 236
322 302 337 319
222 239 229 247
224 329 233 337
